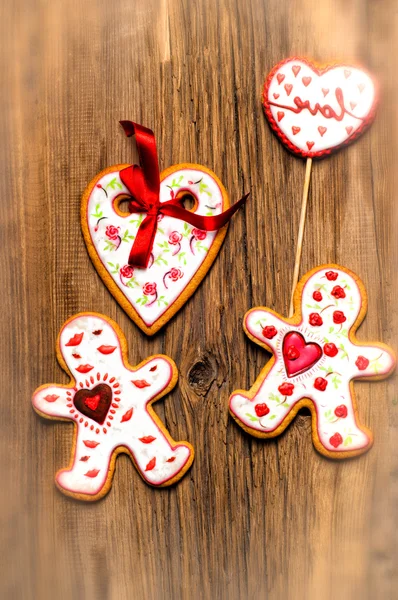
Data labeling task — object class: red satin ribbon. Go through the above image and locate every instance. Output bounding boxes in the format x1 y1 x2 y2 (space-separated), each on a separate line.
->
119 120 249 268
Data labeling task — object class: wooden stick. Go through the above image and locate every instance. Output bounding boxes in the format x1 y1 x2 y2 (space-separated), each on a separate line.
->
289 157 313 317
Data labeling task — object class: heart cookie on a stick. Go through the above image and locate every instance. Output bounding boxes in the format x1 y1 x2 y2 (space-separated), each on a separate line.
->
262 57 377 315
81 122 248 335
263 57 377 158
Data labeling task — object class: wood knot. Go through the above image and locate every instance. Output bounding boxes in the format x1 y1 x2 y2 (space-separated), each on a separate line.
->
187 356 216 396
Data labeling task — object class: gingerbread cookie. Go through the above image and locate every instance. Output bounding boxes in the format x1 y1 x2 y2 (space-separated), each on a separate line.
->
262 57 377 158
229 265 396 458
81 122 247 335
32 313 194 500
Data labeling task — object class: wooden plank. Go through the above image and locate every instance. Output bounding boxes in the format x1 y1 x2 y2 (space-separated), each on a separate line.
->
0 0 396 598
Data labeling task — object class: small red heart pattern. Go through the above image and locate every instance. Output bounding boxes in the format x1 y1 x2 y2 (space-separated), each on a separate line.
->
262 57 377 157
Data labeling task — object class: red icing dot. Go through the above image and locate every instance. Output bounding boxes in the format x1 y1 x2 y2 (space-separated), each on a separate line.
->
262 325 278 339
324 343 338 357
254 403 270 417
334 405 348 418
355 356 370 371
313 290 322 301
285 345 300 360
329 432 343 448
278 382 294 396
333 311 346 324
309 313 323 327
331 285 346 299
314 377 328 391
325 271 338 281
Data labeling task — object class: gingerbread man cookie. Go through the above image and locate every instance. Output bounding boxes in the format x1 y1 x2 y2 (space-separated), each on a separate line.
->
229 265 395 458
32 313 194 500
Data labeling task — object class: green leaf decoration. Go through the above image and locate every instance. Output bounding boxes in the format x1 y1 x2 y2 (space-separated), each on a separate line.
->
170 175 184 188
103 241 116 252
91 203 103 218
157 296 169 307
343 436 353 447
126 278 139 288
269 415 277 420
178 252 187 265
130 213 144 227
107 261 119 274
106 177 123 191
245 413 259 422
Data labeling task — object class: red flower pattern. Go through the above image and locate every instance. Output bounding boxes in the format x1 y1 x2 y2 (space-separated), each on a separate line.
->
163 268 184 289
143 282 157 296
120 265 134 279
169 231 182 245
192 228 207 240
169 268 183 281
105 225 120 240
313 290 322 301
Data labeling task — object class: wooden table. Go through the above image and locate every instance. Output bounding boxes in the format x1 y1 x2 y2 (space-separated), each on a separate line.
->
1 0 396 598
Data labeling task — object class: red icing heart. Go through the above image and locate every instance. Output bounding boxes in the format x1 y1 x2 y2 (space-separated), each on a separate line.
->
73 384 112 425
284 83 293 96
85 394 100 411
283 332 322 377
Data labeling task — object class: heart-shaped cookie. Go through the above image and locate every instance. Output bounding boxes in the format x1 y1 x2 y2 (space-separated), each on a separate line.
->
82 163 229 335
263 57 377 158
282 331 322 377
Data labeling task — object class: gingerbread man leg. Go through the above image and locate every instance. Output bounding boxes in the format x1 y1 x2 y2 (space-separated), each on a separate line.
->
230 265 396 458
32 313 194 500
313 380 372 454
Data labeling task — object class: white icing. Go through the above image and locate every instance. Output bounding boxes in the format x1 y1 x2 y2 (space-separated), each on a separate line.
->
266 59 376 154
230 267 395 454
32 314 193 495
86 168 226 327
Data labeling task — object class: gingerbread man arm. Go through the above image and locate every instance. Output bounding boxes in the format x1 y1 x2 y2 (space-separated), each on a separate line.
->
32 384 76 420
244 307 291 352
349 342 396 380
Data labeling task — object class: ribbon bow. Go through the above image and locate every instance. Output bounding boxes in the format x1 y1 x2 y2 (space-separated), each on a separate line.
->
119 120 249 268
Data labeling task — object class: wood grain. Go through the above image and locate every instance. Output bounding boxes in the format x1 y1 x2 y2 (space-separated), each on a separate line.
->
0 0 396 598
